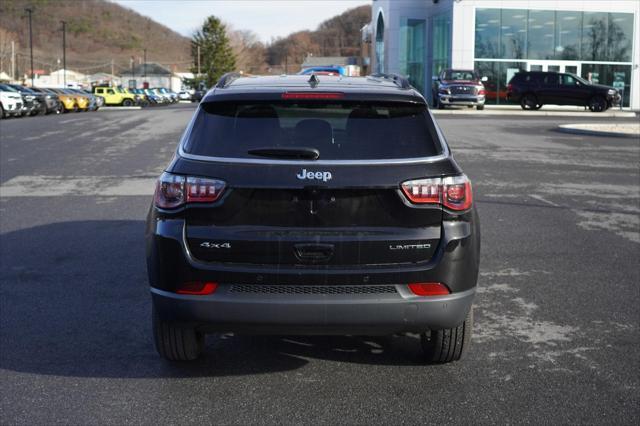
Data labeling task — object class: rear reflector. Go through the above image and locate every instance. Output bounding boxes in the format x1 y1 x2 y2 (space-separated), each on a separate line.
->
408 282 450 296
401 175 473 211
176 282 218 295
281 92 344 100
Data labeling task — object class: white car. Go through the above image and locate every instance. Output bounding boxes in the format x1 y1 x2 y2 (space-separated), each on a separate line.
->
178 91 191 101
0 84 24 118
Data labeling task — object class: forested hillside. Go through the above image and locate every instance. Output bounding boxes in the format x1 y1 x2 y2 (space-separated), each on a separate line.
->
0 0 191 77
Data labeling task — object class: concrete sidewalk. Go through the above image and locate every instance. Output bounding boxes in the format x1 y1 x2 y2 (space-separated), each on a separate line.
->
558 123 640 138
432 104 637 118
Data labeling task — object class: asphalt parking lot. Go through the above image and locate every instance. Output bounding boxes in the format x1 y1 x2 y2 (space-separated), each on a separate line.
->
1 104 638 424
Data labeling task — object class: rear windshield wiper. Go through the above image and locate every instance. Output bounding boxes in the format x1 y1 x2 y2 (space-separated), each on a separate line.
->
248 147 319 160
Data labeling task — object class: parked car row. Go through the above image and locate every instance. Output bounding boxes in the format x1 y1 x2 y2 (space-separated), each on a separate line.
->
0 84 104 118
0 83 186 118
92 86 181 107
431 68 621 112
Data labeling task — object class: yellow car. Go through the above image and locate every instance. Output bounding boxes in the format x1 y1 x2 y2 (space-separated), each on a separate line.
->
61 89 90 111
47 88 78 112
93 86 137 106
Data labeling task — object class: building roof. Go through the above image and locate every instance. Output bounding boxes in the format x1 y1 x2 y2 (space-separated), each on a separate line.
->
302 56 359 67
49 68 86 79
121 62 172 76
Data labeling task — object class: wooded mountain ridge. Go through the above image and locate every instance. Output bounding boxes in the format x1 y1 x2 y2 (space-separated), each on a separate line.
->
0 1 371 77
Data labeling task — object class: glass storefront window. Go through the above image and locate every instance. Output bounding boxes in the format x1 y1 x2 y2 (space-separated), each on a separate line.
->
399 19 426 94
582 64 632 107
556 11 581 60
582 12 608 61
475 8 634 63
608 13 633 62
475 61 526 104
475 9 500 58
432 12 452 78
501 9 527 59
528 10 555 59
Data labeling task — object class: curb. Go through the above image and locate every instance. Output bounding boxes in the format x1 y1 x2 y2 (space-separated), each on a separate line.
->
432 109 637 118
557 124 640 139
99 106 142 111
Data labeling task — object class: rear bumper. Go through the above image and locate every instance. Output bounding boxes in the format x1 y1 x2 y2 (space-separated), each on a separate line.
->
151 286 476 334
146 208 480 333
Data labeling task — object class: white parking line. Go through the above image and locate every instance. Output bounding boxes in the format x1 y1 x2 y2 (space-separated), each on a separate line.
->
0 175 156 197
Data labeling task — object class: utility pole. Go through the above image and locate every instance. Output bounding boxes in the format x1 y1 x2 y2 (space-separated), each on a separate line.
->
130 56 135 88
25 8 34 86
61 21 66 87
111 59 114 77
197 44 201 76
11 40 15 80
143 48 147 80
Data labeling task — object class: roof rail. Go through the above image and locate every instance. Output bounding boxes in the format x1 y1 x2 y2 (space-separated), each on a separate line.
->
215 72 243 88
369 73 412 89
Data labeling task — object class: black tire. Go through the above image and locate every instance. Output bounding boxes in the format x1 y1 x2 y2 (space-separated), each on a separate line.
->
421 307 473 364
122 99 134 107
0 104 4 119
152 307 204 361
476 104 485 110
520 94 541 110
437 98 445 109
588 96 607 113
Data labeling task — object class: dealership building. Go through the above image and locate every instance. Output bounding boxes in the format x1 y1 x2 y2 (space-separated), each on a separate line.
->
367 0 639 109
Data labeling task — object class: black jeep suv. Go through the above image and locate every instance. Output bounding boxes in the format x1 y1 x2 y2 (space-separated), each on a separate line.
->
146 73 480 363
507 71 621 112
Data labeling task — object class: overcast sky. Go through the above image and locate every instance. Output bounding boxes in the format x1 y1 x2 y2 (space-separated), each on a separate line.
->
112 0 370 42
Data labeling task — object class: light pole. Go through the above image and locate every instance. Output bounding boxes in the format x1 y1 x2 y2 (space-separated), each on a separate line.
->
61 21 66 87
25 8 34 86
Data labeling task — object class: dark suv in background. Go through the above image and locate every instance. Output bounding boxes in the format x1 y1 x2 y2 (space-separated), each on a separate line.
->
147 73 480 364
507 71 621 112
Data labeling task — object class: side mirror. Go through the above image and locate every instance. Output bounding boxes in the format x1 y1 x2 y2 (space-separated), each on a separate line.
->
481 76 488 82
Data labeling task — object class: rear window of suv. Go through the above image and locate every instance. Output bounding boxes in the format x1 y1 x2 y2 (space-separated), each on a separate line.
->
183 101 442 160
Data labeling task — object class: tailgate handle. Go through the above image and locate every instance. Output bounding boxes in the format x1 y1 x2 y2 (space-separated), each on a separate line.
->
294 243 334 263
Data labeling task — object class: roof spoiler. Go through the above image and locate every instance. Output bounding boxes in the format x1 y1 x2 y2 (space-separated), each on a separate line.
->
369 73 412 89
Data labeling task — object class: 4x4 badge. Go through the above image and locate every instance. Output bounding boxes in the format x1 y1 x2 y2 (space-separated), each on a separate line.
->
200 242 231 249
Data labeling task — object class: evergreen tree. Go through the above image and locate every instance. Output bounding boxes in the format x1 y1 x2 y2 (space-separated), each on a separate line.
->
191 16 236 87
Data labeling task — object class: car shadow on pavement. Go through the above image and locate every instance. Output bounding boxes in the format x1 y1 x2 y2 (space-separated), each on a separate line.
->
0 220 427 379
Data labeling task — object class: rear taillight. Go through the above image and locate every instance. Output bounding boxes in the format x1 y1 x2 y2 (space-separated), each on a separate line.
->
408 282 450 296
401 175 473 211
186 176 226 203
507 83 513 92
176 281 218 295
478 88 486 95
154 172 226 209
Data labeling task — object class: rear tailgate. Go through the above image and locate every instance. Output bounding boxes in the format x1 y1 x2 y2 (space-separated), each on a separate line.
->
175 98 459 268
